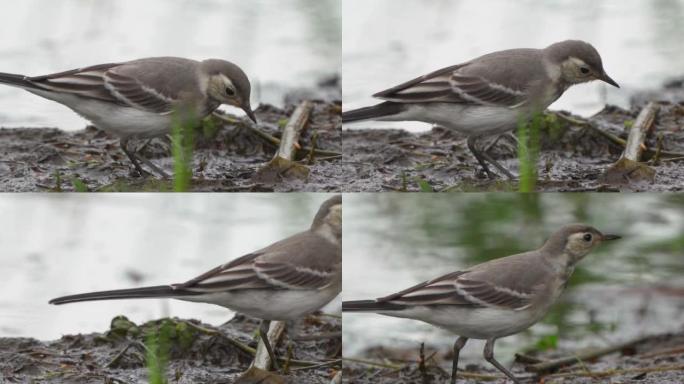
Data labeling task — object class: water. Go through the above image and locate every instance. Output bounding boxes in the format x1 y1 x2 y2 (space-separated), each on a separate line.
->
0 0 341 129
342 194 684 363
0 193 340 340
343 0 684 131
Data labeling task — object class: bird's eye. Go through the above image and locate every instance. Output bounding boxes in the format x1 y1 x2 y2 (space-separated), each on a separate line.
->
225 87 235 96
583 233 592 242
580 66 590 75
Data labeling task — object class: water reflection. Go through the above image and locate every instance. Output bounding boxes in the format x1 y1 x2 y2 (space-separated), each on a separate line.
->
0 194 340 340
343 194 684 362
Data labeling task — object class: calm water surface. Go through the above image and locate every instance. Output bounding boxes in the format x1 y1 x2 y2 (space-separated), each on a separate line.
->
343 194 684 363
0 194 340 340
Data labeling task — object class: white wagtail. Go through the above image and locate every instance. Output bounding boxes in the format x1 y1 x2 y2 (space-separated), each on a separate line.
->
50 195 341 370
0 57 256 177
343 223 620 384
342 40 620 179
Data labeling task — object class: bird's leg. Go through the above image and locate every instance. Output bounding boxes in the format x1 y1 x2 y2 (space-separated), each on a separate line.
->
119 138 148 177
259 319 280 371
450 336 468 384
136 154 170 179
483 338 521 384
466 136 515 180
120 139 170 179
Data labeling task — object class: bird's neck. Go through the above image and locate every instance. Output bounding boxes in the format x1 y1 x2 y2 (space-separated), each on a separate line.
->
313 223 341 247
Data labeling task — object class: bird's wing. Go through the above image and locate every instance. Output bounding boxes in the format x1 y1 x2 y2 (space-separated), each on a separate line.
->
26 58 202 114
175 231 341 293
377 269 536 311
372 48 549 108
26 63 124 104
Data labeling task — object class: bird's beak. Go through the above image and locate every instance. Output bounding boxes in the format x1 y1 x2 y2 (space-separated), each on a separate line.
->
599 72 620 88
602 234 622 241
242 105 257 123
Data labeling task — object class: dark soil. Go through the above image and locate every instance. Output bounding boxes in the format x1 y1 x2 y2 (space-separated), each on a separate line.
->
0 78 342 192
0 314 341 383
342 79 684 192
343 332 684 384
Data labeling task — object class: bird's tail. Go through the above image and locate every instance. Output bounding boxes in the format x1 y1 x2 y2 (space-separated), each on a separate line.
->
49 285 200 305
342 299 406 312
342 101 405 123
0 72 36 89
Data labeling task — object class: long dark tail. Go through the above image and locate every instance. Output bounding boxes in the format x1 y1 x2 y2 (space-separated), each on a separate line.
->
342 101 405 123
49 285 200 305
0 72 38 89
342 299 406 312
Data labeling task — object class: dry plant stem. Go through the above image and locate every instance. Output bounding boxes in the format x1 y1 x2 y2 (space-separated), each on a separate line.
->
277 101 313 161
212 112 341 157
342 358 502 381
330 370 342 384
545 364 684 380
252 320 286 370
555 110 684 158
622 102 659 161
527 336 649 373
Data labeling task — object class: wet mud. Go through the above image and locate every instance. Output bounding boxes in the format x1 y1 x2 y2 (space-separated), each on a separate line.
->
0 314 341 383
343 332 684 384
0 78 342 192
342 79 684 192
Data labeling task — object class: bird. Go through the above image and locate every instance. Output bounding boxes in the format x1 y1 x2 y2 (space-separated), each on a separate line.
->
342 40 620 179
0 57 256 178
342 223 621 384
50 195 341 370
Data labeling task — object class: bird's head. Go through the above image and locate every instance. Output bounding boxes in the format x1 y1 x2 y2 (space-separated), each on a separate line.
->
544 223 621 263
311 195 342 245
544 40 619 88
201 59 256 123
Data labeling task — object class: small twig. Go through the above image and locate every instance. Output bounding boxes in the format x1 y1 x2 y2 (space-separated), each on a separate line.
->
527 336 649 373
545 364 684 380
307 131 318 165
418 342 429 384
290 359 341 372
212 111 340 157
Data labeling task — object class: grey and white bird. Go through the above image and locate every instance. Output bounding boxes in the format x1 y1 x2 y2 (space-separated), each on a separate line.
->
50 195 341 370
342 40 619 179
0 57 256 177
343 223 620 384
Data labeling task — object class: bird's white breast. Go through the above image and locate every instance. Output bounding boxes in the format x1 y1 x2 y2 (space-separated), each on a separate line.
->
178 286 340 321
380 103 520 136
29 89 173 139
378 304 550 339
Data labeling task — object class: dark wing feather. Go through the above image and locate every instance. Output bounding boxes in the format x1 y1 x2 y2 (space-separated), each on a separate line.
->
377 270 534 310
373 62 529 108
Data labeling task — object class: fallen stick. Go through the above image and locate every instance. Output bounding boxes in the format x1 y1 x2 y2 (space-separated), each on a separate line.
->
212 111 341 157
526 336 649 373
252 101 314 183
251 321 287 370
599 103 659 184
623 102 659 161
545 363 684 380
278 101 313 160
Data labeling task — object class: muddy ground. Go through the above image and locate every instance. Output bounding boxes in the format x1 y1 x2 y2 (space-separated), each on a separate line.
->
342 79 684 192
0 77 342 192
343 331 684 384
0 314 341 383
